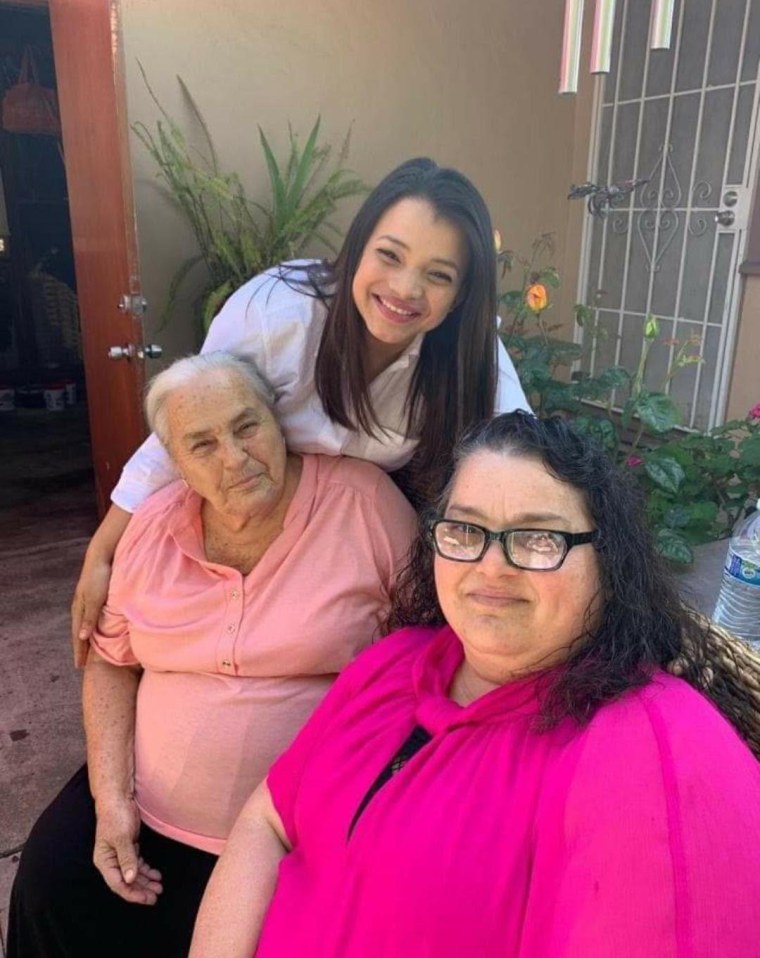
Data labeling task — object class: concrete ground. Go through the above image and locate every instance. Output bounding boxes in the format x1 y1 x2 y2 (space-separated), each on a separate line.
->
0 489 729 953
0 477 97 954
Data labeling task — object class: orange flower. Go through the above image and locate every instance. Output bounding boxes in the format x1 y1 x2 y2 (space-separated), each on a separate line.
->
525 283 548 312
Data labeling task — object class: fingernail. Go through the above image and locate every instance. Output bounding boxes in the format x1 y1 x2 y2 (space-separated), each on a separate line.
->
124 868 135 883
78 630 88 639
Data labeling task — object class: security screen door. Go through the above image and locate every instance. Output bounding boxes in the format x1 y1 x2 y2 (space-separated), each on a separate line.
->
580 0 760 429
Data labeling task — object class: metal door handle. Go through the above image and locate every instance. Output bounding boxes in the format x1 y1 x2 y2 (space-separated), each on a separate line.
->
715 210 735 227
107 343 163 361
108 344 136 360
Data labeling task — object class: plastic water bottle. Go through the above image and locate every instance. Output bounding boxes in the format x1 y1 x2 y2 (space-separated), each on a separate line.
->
712 500 760 646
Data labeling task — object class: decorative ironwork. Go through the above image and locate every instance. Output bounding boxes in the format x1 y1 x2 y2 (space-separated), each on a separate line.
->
568 178 649 217
641 143 682 209
636 209 679 272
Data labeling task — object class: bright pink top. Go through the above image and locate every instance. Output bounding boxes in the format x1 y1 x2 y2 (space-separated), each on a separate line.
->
261 625 760 957
91 454 415 853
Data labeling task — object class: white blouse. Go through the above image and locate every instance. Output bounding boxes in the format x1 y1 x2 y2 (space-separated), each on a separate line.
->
111 262 529 513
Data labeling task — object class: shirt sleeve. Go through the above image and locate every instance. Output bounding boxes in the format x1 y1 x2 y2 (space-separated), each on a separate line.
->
110 275 273 512
89 601 139 667
520 686 760 957
495 337 531 414
110 431 178 513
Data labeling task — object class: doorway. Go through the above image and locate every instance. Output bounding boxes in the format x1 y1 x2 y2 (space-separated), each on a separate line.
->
578 0 760 431
0 2 97 542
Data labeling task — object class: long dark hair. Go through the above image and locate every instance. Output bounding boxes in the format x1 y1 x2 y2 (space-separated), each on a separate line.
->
302 158 499 504
388 411 740 731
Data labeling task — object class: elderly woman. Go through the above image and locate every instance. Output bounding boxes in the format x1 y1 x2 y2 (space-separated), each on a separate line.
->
191 411 760 958
8 352 415 958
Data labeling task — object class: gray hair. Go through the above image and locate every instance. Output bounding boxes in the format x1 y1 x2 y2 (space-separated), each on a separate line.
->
145 352 276 448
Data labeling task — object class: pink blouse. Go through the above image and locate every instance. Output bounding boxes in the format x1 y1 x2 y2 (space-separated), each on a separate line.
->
260 625 760 957
91 454 415 853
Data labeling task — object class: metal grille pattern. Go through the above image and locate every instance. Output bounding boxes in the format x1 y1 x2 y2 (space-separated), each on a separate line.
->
579 0 760 429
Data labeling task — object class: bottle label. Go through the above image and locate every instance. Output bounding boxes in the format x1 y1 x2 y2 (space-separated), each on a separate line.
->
726 552 760 585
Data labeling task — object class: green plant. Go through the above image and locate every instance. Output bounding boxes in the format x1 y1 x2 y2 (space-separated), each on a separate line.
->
497 235 760 563
630 416 760 563
132 66 367 335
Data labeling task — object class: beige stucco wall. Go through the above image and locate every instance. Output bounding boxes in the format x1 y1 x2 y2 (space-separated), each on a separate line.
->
727 276 760 420
118 0 582 360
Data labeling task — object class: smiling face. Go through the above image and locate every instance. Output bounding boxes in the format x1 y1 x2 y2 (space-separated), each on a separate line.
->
165 369 288 521
434 450 602 691
351 197 467 374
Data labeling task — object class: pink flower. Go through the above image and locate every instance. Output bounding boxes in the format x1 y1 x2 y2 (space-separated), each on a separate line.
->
749 403 760 420
626 455 644 467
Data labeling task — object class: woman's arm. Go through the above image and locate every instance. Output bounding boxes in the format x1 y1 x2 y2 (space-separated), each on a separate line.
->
189 781 290 958
71 504 132 666
83 651 162 904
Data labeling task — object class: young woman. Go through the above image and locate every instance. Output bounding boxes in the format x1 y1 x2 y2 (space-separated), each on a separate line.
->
71 157 528 660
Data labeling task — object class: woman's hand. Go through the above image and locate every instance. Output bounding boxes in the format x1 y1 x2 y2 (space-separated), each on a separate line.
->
93 796 163 905
71 505 132 667
71 551 112 667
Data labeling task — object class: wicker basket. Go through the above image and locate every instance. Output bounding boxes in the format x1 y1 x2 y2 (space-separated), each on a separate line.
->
667 615 760 761
28 271 82 365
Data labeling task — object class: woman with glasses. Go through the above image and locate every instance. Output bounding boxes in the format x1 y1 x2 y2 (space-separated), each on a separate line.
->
191 411 760 958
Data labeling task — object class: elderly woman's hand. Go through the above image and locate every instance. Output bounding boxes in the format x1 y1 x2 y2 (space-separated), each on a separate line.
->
93 796 163 905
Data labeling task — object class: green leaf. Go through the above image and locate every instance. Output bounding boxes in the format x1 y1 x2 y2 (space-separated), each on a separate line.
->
738 434 760 466
573 303 595 327
686 500 719 523
633 392 681 433
663 505 690 528
654 527 694 565
202 279 234 333
539 267 560 288
702 453 736 476
644 456 685 494
154 254 205 330
499 289 526 314
595 365 631 390
572 415 617 451
258 126 287 214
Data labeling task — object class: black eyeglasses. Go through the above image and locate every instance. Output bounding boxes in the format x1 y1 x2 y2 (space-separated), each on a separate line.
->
427 519 598 571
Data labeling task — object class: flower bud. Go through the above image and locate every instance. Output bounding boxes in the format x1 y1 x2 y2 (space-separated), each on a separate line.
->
525 283 548 313
644 315 660 339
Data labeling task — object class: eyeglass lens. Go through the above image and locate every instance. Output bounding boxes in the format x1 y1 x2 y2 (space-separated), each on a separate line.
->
433 522 567 569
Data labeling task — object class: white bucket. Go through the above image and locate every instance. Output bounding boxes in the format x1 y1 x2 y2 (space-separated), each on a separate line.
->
0 387 14 412
43 386 66 411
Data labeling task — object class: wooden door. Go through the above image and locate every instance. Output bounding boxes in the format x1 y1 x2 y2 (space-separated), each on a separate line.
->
49 0 145 515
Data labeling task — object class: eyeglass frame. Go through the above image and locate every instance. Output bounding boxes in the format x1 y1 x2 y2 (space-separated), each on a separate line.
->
426 518 598 571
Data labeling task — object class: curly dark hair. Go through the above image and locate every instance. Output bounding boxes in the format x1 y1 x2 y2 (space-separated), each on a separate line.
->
387 411 730 730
